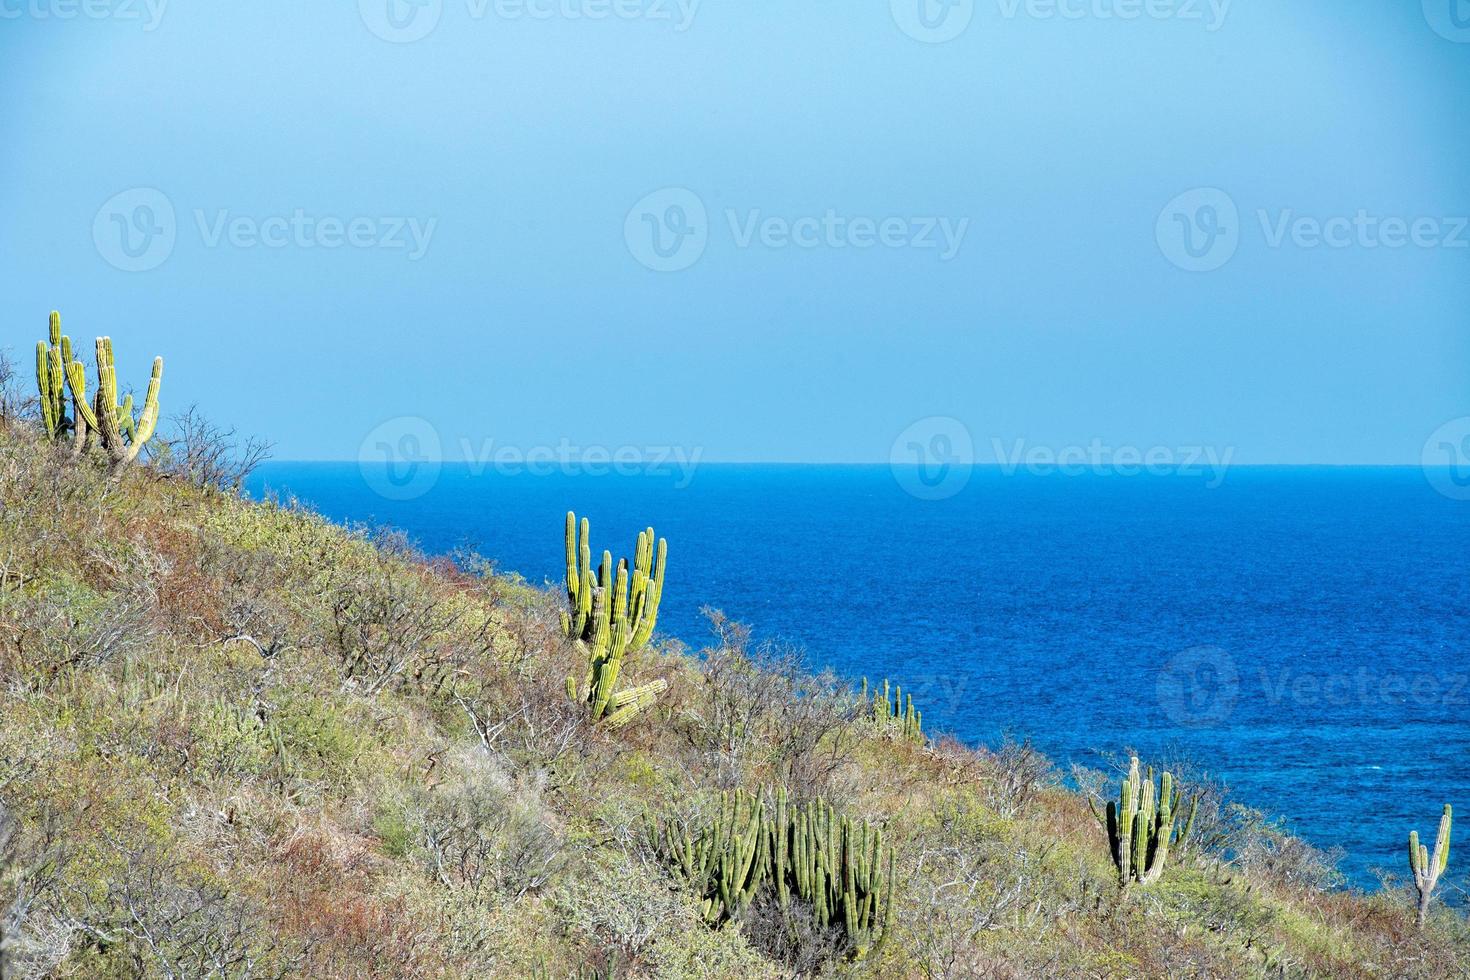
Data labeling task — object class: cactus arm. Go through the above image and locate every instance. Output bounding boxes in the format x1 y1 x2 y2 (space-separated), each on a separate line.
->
123 357 162 462
1435 804 1452 875
36 342 58 439
66 359 99 431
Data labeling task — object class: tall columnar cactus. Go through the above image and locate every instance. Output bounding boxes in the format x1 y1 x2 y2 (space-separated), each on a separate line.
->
1094 755 1197 889
774 791 896 961
1409 804 1452 928
652 789 770 924
653 788 897 962
35 311 74 441
860 677 924 744
562 511 668 728
64 336 163 469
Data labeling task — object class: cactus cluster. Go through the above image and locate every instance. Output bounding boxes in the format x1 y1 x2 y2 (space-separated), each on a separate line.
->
562 511 668 729
1409 804 1451 928
652 787 896 962
1094 755 1196 888
34 311 163 468
653 788 769 924
860 677 923 743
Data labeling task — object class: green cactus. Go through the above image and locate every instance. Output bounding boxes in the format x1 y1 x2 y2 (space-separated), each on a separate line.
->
35 311 74 441
1093 755 1196 889
562 511 668 728
64 335 163 469
775 793 896 961
653 788 897 962
652 788 770 924
1409 804 1451 928
860 677 924 744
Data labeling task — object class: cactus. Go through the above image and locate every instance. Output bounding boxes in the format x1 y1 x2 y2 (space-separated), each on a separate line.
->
775 793 897 961
655 788 897 962
562 511 668 727
35 311 74 441
1093 755 1196 889
652 789 770 924
1409 804 1452 928
860 677 924 744
63 335 163 469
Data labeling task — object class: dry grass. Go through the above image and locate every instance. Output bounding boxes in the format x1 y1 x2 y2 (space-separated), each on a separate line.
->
0 421 1463 978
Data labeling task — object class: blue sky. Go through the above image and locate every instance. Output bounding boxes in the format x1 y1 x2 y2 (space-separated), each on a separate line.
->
1 0 1467 462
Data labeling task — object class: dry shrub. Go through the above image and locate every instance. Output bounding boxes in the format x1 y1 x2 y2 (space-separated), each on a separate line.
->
322 532 492 696
979 736 1054 820
273 824 440 978
676 609 858 799
420 757 565 901
153 406 272 494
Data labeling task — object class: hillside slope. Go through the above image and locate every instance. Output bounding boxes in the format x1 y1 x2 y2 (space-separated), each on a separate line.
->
0 425 1466 979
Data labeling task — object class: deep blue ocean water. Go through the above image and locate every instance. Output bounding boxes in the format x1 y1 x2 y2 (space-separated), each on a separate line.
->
247 463 1470 891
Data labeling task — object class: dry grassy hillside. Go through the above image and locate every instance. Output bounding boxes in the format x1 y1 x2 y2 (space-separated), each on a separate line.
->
0 423 1465 978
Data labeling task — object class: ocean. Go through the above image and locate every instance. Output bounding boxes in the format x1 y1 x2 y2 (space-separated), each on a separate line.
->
246 461 1470 890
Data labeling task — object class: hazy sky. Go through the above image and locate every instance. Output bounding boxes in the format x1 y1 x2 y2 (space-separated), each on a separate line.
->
2 1 1467 462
